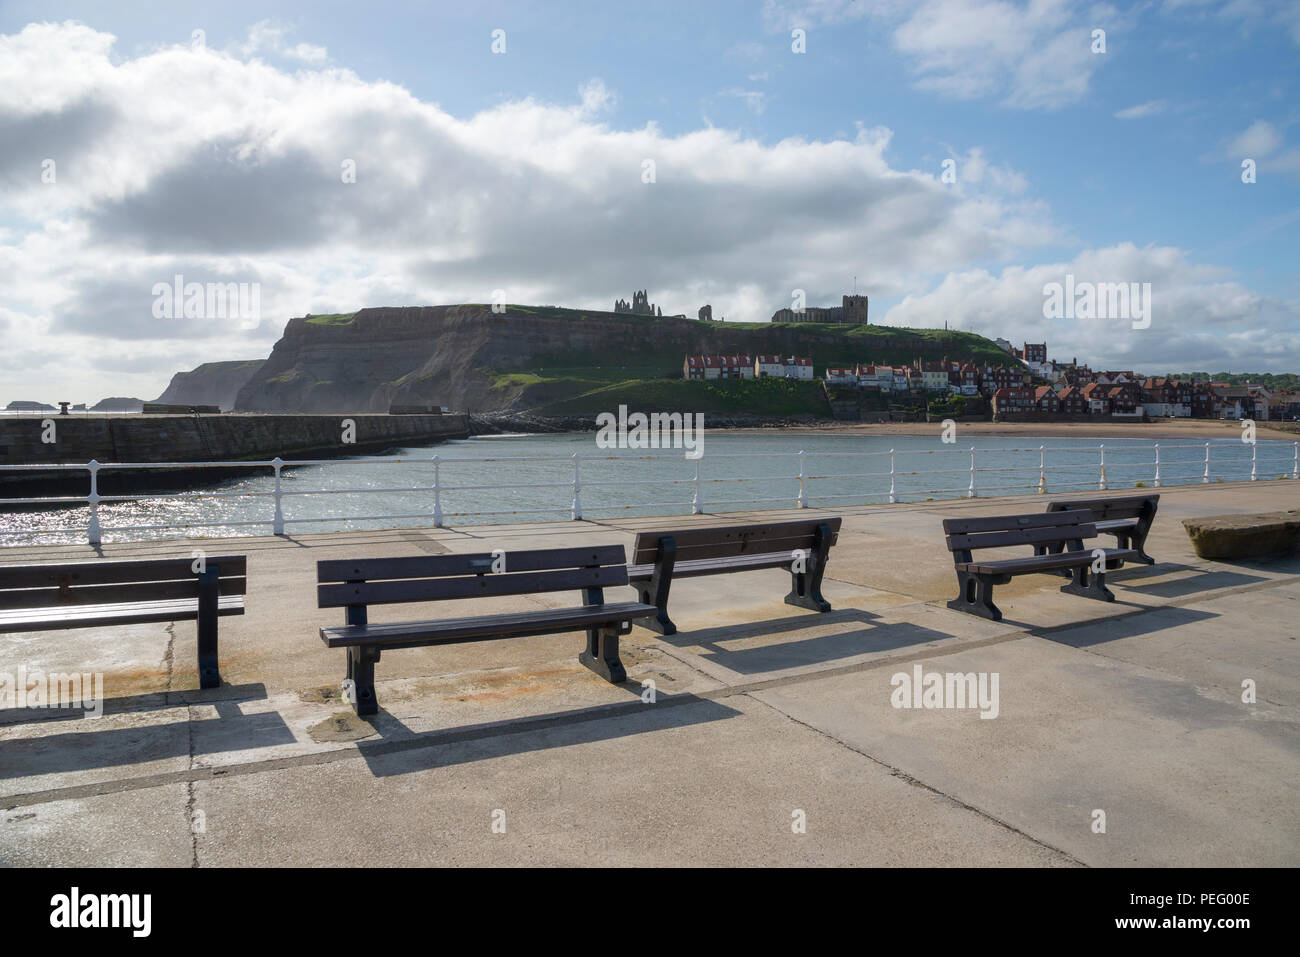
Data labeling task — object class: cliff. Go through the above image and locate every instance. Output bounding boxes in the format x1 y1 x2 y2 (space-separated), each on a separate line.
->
154 359 265 410
233 305 1015 414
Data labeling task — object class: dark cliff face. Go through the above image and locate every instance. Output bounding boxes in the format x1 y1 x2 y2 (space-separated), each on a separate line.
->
154 359 265 410
231 305 1005 413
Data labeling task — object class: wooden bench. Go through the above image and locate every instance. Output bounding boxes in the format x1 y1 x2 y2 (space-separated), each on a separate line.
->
0 556 247 689
942 510 1136 621
627 517 842 635
1045 494 1159 565
316 545 658 716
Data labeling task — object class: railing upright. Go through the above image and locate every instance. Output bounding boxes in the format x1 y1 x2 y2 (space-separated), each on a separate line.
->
1294 442 1299 480
1037 445 1046 494
271 457 285 535
797 450 808 508
1098 444 1107 490
1203 442 1210 483
1153 444 1160 488
570 452 582 521
432 454 443 528
968 447 977 498
1251 442 1258 481
691 456 703 514
86 459 101 546
888 448 897 504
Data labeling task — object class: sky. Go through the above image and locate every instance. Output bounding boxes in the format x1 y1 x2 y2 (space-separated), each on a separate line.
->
0 0 1297 403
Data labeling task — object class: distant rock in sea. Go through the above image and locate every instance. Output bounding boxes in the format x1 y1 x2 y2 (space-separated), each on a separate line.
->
90 396 146 412
5 400 56 411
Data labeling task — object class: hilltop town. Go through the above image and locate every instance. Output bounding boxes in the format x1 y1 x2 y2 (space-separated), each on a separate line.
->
680 341 1300 423
57 295 1296 426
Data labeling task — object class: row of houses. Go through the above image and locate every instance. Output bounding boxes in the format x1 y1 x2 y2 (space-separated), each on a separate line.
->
993 378 1300 420
825 360 1030 396
681 346 1299 422
683 355 815 380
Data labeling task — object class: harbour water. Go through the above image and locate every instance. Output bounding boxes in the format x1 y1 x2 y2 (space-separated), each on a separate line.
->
0 431 1295 545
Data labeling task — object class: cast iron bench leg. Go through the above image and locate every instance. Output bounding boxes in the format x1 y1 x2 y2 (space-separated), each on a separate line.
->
578 585 626 682
197 565 221 689
1131 523 1156 565
1060 563 1115 602
634 537 677 635
785 523 833 612
347 646 381 716
946 570 1003 621
579 624 627 683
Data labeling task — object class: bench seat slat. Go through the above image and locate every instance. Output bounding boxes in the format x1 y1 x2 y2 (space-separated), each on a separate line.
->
958 548 1137 576
1048 496 1156 521
628 550 796 581
946 523 1099 551
0 577 247 610
0 595 246 632
0 556 246 589
318 565 629 608
317 546 626 583
319 601 658 649
632 518 841 564
942 511 1092 535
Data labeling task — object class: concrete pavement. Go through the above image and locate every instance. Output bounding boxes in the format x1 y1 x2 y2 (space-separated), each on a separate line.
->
2 479 1297 866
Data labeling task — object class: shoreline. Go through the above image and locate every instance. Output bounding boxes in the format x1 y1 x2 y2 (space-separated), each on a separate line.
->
469 413 1299 443
713 419 1300 441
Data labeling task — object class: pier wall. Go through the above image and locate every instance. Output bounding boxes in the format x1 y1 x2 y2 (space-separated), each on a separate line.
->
0 413 470 492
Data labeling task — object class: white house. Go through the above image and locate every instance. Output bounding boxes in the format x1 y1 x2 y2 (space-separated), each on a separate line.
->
783 356 814 380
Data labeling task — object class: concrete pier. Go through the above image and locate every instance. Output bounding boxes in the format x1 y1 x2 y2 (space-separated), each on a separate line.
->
0 412 470 492
0 479 1296 866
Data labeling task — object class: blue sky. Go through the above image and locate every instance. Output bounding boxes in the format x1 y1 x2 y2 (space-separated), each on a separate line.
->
1 0 1297 401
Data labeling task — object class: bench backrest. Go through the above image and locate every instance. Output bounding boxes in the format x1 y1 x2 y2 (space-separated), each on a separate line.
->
942 510 1098 556
316 545 629 609
0 556 247 611
1047 494 1158 522
631 517 842 565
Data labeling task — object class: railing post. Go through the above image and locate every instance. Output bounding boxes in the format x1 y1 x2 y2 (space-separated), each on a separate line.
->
432 454 443 528
797 450 808 508
1250 442 1257 481
570 452 582 521
86 460 101 546
1293 441 1298 480
888 448 897 504
968 447 977 498
1203 442 1210 483
1038 445 1046 494
1153 444 1160 488
1098 444 1107 490
271 457 285 535
691 455 703 514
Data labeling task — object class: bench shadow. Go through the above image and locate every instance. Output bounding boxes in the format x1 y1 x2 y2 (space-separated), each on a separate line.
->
0 695 295 779
350 687 742 779
657 608 955 675
1110 563 1269 598
1037 605 1220 648
0 682 271 727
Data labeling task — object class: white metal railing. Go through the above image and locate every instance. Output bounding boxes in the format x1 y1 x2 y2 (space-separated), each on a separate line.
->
0 441 1296 545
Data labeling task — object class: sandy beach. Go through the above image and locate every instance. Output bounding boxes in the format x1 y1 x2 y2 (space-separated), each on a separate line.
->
733 418 1300 442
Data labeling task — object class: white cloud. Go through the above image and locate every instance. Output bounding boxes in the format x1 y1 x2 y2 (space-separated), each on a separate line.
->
716 87 770 115
237 20 328 63
0 20 1292 403
882 243 1299 371
763 0 1119 110
1114 100 1167 119
1230 119 1282 158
